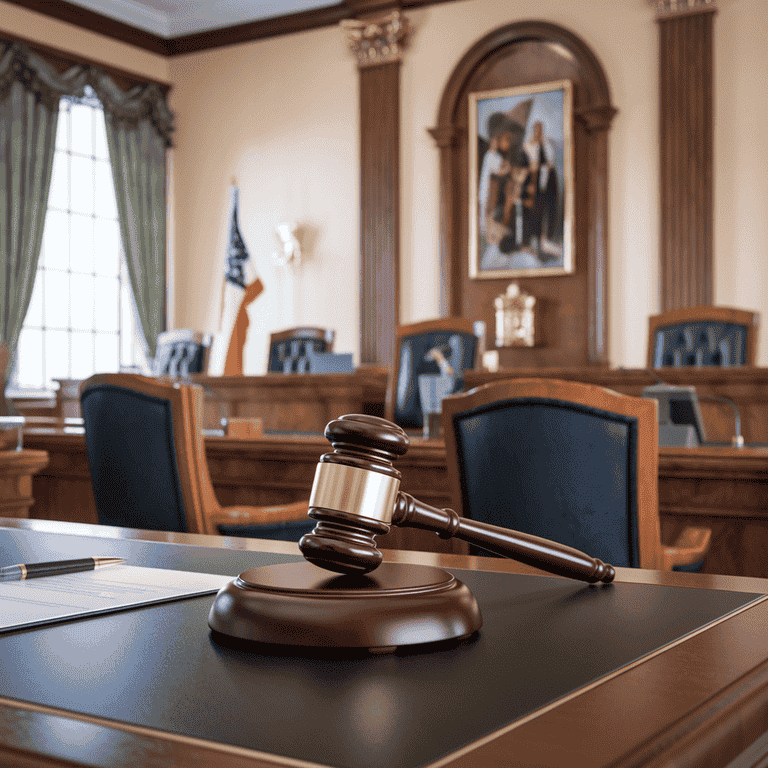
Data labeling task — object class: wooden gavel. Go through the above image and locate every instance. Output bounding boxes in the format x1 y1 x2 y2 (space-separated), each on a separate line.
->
299 414 615 584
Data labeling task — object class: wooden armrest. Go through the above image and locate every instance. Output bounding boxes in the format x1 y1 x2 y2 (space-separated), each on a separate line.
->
209 500 309 529
662 525 712 570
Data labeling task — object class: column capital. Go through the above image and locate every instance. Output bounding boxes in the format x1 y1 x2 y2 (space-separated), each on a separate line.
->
652 0 716 18
340 11 411 68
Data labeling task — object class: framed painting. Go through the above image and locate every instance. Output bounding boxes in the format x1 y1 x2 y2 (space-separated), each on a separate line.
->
468 79 574 279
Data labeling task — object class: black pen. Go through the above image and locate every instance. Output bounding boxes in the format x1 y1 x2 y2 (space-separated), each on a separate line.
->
0 557 126 582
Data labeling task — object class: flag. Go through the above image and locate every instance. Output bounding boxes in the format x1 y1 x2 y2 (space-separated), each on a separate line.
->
209 187 264 376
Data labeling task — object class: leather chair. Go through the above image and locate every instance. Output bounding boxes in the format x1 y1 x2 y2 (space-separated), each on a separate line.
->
386 318 479 430
153 330 213 377
80 373 312 540
267 327 335 373
441 378 710 570
648 306 759 368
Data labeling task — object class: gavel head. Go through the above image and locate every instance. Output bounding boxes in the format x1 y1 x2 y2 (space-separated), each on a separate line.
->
299 414 409 575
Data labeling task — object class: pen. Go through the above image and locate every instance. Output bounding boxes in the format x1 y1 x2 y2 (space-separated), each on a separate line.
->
0 557 126 582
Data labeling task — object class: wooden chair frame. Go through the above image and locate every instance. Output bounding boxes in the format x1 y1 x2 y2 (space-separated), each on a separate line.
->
648 305 759 368
441 378 710 570
80 374 307 536
385 317 479 424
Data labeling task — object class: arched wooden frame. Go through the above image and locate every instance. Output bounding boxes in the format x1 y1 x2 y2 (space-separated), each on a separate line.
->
429 21 617 366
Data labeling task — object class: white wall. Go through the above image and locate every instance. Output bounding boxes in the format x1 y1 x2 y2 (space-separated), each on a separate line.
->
168 27 359 373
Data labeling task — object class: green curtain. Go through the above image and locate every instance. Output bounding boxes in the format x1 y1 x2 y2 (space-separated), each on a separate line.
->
0 39 174 376
0 43 64 383
97 80 173 360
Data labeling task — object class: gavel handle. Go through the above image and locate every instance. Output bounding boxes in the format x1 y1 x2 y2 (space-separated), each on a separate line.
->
392 492 615 584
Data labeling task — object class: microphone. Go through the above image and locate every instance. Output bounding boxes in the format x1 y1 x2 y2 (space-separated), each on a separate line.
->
298 414 615 584
624 367 745 448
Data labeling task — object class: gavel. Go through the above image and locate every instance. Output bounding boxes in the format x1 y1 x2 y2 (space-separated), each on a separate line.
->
299 414 615 584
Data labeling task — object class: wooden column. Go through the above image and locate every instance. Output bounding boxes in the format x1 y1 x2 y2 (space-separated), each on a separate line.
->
658 1 716 311
342 12 410 367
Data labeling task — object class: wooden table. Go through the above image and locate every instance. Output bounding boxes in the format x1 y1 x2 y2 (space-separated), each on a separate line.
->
0 449 49 518
53 370 389 431
20 423 768 577
2 517 768 768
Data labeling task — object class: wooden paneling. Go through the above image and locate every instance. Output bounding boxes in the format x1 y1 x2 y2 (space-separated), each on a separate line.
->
54 372 388 431
359 62 400 367
430 22 616 368
659 6 716 310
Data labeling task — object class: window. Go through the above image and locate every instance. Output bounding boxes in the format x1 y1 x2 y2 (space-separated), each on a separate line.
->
12 87 145 392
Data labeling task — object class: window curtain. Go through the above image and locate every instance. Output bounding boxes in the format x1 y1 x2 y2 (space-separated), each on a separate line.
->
94 78 173 360
0 42 66 384
0 39 173 378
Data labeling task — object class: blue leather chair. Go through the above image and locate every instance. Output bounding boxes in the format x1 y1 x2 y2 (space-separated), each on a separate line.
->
386 319 479 430
267 327 335 373
153 330 213 377
648 306 759 368
441 378 710 570
80 374 312 540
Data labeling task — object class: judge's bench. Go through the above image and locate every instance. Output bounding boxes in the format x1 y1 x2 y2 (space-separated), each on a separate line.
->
11 364 768 579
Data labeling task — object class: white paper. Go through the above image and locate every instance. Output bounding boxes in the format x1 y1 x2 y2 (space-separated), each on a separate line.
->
0 565 232 633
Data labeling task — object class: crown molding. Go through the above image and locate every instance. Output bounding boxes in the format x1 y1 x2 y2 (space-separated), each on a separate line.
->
2 0 461 56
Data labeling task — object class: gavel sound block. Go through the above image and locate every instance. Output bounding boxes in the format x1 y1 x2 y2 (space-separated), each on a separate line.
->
208 415 614 652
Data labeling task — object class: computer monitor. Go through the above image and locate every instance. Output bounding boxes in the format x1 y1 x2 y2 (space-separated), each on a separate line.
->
642 384 707 447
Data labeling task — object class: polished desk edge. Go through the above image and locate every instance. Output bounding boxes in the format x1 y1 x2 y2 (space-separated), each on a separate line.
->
2 517 767 595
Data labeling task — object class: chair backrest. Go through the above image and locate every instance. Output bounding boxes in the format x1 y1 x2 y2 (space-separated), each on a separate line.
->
267 327 335 373
80 374 209 534
648 305 759 367
153 330 213 377
386 318 479 430
441 378 661 569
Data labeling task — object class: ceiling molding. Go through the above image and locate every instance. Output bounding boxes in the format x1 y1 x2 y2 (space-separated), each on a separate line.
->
3 0 172 55
2 0 460 56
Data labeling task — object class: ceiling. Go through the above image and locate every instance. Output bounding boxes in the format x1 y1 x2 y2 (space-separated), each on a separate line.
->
65 0 339 37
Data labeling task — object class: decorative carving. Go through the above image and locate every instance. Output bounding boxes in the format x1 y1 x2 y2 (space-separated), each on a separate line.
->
340 11 411 68
651 0 715 16
494 283 538 348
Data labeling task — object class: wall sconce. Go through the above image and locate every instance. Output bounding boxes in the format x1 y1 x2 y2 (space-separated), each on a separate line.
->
272 222 301 267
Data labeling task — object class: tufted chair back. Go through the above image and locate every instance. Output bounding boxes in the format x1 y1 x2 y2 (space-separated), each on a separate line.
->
267 328 335 373
153 330 212 377
648 306 759 368
386 319 479 430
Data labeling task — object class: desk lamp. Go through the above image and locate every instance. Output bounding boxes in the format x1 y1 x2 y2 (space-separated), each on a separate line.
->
209 415 614 652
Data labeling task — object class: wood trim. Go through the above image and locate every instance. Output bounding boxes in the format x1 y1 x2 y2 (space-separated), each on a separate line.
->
429 21 616 366
1 0 465 56
359 61 400 366
659 7 715 311
0 0 171 55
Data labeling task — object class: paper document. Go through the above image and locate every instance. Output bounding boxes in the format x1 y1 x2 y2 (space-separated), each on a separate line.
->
0 565 232 633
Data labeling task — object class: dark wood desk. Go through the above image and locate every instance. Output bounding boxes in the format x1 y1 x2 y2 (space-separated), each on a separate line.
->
20 424 768 577
53 370 389 431
0 449 49 518
466 366 768 444
2 518 768 768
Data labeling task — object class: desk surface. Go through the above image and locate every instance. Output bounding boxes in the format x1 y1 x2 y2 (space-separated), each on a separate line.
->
2 518 768 768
